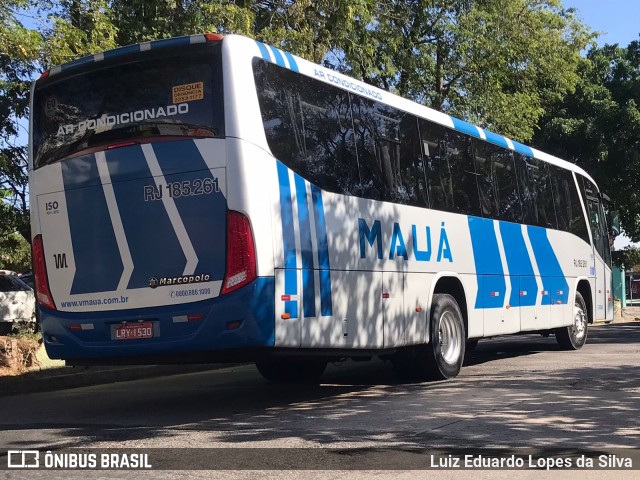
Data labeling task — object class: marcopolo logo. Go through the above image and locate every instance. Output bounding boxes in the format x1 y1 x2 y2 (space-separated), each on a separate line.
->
149 274 210 289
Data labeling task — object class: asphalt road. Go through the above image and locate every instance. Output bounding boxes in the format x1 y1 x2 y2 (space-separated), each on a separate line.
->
1 321 639 479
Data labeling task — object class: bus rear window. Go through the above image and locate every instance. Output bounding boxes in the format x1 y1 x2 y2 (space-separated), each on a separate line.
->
33 43 224 169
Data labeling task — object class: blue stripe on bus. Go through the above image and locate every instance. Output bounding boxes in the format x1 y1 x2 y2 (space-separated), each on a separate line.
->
512 141 534 158
294 174 316 318
482 130 510 149
149 36 192 49
255 41 271 61
527 225 569 305
106 146 187 289
468 217 505 308
62 158 123 294
60 55 97 72
499 221 538 307
103 44 141 59
451 118 481 139
276 161 298 318
310 184 333 316
283 51 299 72
269 46 286 68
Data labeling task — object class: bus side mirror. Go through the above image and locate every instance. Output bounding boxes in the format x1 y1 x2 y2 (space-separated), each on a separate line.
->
608 210 621 237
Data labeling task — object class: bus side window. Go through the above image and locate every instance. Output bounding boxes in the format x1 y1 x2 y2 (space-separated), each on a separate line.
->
494 149 522 223
564 171 590 243
397 115 429 208
298 83 359 195
350 95 399 201
418 119 452 212
253 60 302 167
515 153 537 226
472 139 498 218
550 165 571 232
581 176 608 261
445 130 481 216
537 161 558 229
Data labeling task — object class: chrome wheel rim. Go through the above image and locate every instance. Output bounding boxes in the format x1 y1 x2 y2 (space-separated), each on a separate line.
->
439 310 462 364
572 302 587 341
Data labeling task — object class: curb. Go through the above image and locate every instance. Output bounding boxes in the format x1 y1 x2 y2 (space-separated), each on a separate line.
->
0 364 237 398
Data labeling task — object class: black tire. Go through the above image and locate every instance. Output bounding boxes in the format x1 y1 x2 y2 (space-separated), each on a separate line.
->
393 294 466 380
255 357 327 383
555 291 588 350
424 294 466 379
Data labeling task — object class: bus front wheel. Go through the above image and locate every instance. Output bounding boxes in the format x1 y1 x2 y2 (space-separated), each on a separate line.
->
423 294 466 380
555 292 588 350
255 357 327 383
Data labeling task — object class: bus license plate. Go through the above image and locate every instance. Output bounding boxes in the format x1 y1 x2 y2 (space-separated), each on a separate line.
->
114 322 153 340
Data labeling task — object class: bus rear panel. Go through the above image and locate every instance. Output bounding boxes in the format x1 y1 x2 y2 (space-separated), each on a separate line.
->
31 36 274 363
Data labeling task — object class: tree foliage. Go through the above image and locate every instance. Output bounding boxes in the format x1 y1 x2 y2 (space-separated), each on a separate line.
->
612 245 640 270
536 39 640 240
4 0 635 272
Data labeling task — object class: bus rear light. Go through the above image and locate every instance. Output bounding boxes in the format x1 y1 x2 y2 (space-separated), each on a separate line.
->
226 320 242 330
187 314 204 322
281 313 291 320
33 234 56 310
205 33 224 42
221 211 256 295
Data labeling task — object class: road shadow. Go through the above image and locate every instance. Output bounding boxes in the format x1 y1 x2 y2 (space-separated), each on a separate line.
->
1 323 639 452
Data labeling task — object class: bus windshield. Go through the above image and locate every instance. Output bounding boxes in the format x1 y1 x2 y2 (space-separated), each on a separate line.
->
33 43 224 169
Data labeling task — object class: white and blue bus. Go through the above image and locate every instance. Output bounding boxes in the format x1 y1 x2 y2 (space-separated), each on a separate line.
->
29 34 616 381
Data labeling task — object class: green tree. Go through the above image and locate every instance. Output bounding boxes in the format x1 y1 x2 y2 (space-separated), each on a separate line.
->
0 0 43 243
612 246 640 270
339 0 593 142
535 39 640 240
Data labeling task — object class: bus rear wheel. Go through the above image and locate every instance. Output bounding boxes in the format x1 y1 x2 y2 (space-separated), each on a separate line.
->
555 292 588 350
255 357 327 383
394 294 466 380
424 294 466 379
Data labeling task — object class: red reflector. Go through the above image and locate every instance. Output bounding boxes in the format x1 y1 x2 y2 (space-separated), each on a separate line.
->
226 320 242 330
205 33 224 42
221 211 257 295
281 295 291 301
33 234 56 310
415 307 423 312
107 141 137 150
382 293 390 299
39 70 50 79
187 314 204 322
69 325 82 331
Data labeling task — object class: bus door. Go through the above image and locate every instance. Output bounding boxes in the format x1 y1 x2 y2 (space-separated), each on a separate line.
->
582 178 608 321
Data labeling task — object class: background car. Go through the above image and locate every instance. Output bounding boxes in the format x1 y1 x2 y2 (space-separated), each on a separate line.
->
18 271 34 290
0 274 36 335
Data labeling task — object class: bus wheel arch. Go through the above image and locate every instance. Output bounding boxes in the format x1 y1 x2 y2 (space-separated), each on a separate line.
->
416 276 468 380
555 288 589 350
432 276 468 340
576 280 593 324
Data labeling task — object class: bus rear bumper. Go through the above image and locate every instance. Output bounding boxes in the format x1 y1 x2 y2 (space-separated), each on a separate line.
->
40 277 275 363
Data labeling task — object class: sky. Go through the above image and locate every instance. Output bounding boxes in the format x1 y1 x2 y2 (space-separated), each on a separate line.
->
565 0 640 47
564 1 640 249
